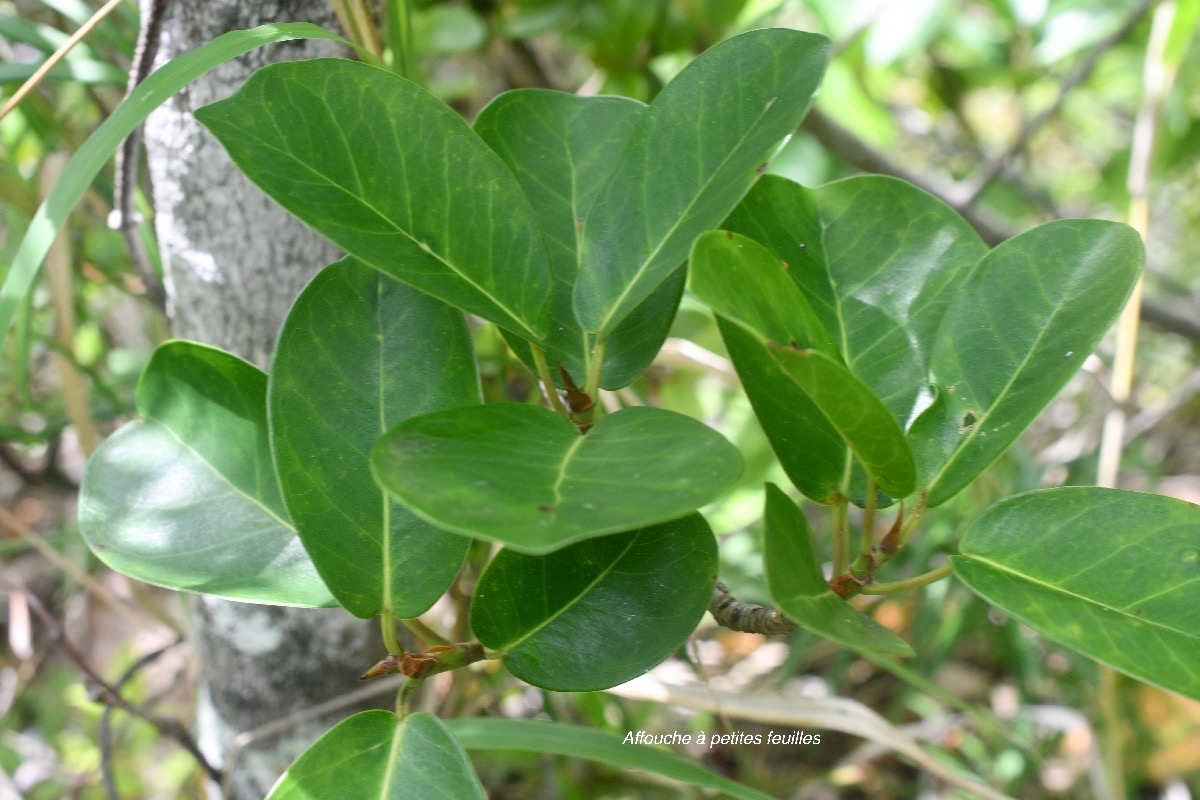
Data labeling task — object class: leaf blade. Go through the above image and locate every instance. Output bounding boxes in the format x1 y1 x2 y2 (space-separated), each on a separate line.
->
471 515 717 690
79 341 334 607
574 28 831 335
269 258 478 619
371 404 742 553
953 487 1200 701
447 718 778 800
913 220 1143 505
195 59 552 340
266 711 486 799
764 484 913 656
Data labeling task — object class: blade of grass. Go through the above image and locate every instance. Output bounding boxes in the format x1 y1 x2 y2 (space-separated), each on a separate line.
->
0 22 350 340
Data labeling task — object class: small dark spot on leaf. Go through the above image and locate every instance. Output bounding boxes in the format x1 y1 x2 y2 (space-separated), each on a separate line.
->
756 162 768 175
538 505 556 513
725 230 734 239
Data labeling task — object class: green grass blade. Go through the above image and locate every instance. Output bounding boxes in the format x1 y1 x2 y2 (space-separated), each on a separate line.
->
0 22 347 339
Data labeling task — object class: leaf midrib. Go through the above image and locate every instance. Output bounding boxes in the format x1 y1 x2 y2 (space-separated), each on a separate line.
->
589 95 780 335
959 553 1200 641
234 135 542 341
498 535 641 654
149 418 293 533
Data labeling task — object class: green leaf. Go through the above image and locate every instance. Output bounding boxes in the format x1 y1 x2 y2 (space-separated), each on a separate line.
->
412 4 488 54
763 485 913 657
689 231 838 357
474 89 685 389
471 514 717 690
573 28 831 335
448 718 777 800
371 404 742 554
911 220 1143 506
195 59 552 340
724 175 988 428
768 345 916 499
266 711 485 799
79 341 334 608
1 22 350 339
953 487 1200 702
269 258 478 619
717 319 846 503
690 231 916 499
0 60 126 85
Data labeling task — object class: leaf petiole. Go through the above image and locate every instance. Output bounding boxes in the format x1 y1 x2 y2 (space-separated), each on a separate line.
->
859 563 953 595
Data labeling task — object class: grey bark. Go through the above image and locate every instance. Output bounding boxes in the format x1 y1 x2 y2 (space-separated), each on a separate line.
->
142 3 381 797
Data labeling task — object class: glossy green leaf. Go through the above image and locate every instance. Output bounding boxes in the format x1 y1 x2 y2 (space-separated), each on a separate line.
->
372 404 742 554
724 175 988 428
768 345 916 499
911 221 1143 506
79 341 334 608
471 514 717 690
269 258 478 619
448 718 776 800
1 23 350 339
266 711 485 799
763 485 913 656
474 89 685 389
690 231 916 499
953 488 1200 701
689 231 838 357
574 28 831 335
195 59 552 340
717 319 846 503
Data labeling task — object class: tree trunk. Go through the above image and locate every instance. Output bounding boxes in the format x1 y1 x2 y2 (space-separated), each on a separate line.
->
142 3 381 797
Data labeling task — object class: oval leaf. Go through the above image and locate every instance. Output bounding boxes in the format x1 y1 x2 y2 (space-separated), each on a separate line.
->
768 345 916 499
764 484 913 657
448 717 776 800
717 319 846 503
471 514 717 690
475 89 683 389
269 258 478 619
690 230 838 357
574 28 831 335
372 404 742 553
266 711 485 799
79 341 334 608
195 58 552 340
724 174 987 428
912 220 1143 506
952 488 1200 701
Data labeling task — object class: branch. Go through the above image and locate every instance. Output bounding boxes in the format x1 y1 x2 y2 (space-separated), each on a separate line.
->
800 109 1200 345
21 591 222 785
959 0 1156 209
708 581 795 636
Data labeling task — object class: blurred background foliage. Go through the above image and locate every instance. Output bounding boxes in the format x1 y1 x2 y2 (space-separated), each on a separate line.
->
2 0 1199 797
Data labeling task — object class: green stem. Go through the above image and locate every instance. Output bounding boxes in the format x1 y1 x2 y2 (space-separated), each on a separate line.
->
859 479 878 561
831 494 849 577
583 334 607 401
897 491 927 549
531 343 569 417
397 677 421 717
402 616 452 648
385 0 415 79
381 611 403 656
860 563 952 595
